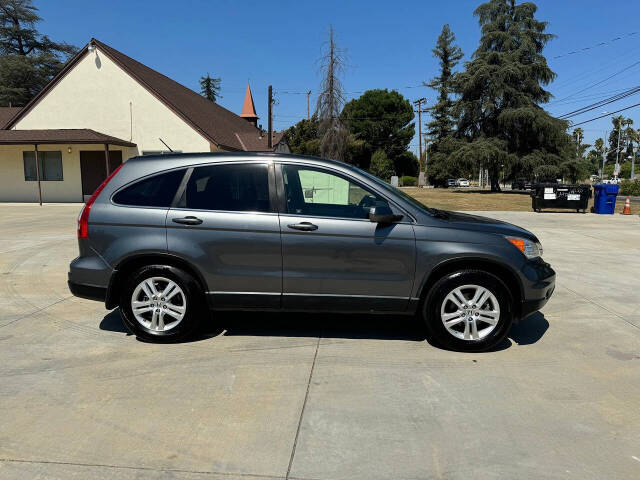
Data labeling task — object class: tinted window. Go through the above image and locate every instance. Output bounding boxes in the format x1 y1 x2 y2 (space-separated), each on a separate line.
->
282 165 388 219
180 163 270 212
113 169 185 207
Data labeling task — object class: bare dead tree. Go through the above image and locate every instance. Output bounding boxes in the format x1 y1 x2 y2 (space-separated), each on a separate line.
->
315 26 348 161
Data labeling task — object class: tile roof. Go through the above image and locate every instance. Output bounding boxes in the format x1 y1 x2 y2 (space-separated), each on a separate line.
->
0 129 136 146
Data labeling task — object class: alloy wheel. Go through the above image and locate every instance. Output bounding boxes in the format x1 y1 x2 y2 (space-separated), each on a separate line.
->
131 276 186 332
440 284 500 341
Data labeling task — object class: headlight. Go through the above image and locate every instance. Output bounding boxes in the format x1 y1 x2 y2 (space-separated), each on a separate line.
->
505 236 543 259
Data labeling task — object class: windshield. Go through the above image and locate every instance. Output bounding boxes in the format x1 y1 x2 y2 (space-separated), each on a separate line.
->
349 165 435 215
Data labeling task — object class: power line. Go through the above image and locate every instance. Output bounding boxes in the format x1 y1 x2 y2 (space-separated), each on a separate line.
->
553 60 640 103
275 84 426 96
551 31 640 59
558 85 640 119
570 102 640 127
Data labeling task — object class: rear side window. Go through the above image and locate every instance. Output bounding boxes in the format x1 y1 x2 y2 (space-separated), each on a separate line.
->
113 169 185 207
179 163 270 212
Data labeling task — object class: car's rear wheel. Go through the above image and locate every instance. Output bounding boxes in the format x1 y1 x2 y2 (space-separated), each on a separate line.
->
119 265 205 342
423 270 513 352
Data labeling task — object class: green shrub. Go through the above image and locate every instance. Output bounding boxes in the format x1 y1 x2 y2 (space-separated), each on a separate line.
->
620 179 640 196
400 175 418 186
369 149 394 181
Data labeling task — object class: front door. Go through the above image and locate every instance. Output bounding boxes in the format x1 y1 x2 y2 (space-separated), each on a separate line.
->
80 150 122 200
277 163 416 312
166 162 282 309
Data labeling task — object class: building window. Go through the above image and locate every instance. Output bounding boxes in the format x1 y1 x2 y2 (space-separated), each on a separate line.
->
23 151 63 181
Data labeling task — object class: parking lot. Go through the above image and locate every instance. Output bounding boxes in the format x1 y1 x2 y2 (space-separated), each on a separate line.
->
1 203 639 480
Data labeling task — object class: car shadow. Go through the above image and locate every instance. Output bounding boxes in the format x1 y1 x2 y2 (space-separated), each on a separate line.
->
100 308 549 350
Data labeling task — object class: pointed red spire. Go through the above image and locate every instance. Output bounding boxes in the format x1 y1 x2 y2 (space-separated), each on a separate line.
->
240 84 258 126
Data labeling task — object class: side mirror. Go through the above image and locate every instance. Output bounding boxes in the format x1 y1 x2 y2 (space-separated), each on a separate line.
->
369 205 402 224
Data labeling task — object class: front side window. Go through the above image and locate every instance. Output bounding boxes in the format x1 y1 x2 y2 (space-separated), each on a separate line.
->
23 151 63 181
282 165 389 219
113 169 185 207
179 163 270 212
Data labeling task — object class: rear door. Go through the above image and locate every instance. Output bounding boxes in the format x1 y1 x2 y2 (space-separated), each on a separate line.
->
166 162 282 309
276 163 416 312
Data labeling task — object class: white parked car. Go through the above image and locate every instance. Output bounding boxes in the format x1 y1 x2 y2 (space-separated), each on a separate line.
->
457 178 470 187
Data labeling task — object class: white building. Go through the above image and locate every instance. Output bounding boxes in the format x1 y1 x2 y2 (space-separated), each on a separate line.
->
0 38 287 202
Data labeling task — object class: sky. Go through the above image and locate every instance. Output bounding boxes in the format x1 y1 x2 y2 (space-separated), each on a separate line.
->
36 0 640 155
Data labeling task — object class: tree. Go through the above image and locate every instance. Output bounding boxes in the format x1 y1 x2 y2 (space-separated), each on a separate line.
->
453 0 569 191
425 24 463 143
199 73 221 102
606 116 633 165
315 26 348 161
561 127 591 183
341 89 416 174
0 0 76 106
369 149 394 180
283 116 320 156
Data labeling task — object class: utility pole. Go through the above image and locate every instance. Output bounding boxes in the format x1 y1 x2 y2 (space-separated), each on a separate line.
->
413 98 426 186
268 85 273 149
306 90 311 120
616 120 622 177
601 130 608 180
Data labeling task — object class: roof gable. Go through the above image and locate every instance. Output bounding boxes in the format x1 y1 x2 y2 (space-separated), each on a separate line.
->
6 39 279 152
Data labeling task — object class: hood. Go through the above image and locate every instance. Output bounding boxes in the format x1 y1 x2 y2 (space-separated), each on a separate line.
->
435 211 539 242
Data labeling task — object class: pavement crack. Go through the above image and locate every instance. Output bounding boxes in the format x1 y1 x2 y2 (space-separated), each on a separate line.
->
562 285 639 331
285 333 321 480
0 295 73 330
0 457 282 479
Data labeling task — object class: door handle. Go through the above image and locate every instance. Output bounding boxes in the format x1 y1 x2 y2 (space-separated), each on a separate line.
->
172 216 203 225
287 222 318 231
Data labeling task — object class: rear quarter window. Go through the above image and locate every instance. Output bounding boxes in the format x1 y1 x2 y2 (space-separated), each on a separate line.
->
113 169 185 207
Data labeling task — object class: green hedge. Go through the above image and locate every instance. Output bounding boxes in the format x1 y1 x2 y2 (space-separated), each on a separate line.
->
620 179 640 197
400 175 418 186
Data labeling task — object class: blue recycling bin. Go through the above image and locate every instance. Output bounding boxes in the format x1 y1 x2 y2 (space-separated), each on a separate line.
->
592 184 619 214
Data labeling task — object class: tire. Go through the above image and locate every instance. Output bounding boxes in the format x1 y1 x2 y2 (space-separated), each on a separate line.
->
119 265 206 342
422 270 514 352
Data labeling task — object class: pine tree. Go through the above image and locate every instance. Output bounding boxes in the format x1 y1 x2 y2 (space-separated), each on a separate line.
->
199 73 221 102
425 24 463 142
0 0 77 106
453 0 569 191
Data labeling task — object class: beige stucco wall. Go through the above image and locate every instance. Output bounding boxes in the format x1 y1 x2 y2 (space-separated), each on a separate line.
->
13 47 211 154
0 144 130 203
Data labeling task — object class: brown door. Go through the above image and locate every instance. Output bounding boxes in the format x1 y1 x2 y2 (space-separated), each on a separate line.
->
80 150 122 197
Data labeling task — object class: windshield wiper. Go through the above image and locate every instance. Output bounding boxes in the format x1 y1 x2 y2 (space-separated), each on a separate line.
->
427 207 450 219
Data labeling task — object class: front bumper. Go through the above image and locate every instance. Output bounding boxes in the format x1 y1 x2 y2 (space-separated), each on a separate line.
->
518 258 556 320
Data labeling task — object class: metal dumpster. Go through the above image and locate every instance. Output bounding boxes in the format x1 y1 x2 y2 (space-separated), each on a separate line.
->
531 184 591 213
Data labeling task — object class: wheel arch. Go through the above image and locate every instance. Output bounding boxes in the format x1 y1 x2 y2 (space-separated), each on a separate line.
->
417 257 523 316
105 253 208 309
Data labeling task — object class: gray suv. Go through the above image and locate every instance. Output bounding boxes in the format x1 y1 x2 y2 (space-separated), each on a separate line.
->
68 153 555 351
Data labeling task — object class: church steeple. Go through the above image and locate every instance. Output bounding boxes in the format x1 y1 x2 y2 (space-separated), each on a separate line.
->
240 83 259 127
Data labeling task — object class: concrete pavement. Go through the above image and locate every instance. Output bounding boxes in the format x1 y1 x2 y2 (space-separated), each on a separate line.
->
0 204 639 479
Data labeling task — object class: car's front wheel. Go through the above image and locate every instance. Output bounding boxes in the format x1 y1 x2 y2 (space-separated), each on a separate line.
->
119 265 205 342
423 270 513 352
